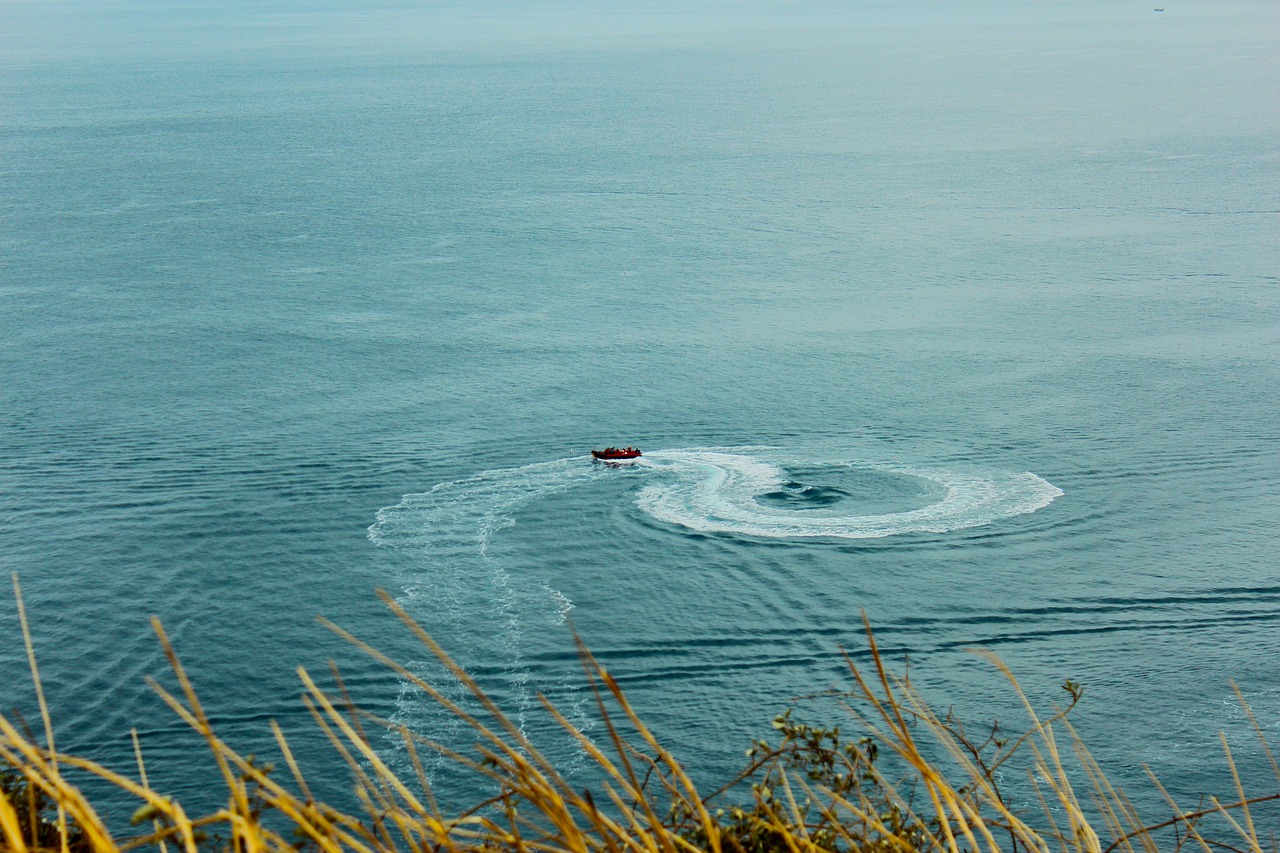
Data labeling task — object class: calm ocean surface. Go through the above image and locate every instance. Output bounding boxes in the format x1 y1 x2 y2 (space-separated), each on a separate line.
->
3 0 1279 827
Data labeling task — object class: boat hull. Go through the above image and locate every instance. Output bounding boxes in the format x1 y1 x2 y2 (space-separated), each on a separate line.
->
592 450 642 462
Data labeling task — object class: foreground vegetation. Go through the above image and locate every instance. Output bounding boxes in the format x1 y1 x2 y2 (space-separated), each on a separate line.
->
2 578 1278 853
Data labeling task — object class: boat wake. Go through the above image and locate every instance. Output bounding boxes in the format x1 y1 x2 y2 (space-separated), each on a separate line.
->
635 450 1063 539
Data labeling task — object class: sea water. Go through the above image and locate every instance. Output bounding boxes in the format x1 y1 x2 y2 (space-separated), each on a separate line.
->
2 0 1279 828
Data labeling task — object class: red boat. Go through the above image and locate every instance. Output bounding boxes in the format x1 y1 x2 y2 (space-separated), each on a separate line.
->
592 447 642 461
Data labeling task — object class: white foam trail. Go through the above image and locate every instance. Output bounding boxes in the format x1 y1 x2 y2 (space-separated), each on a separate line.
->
369 457 599 550
635 450 1063 539
368 457 605 786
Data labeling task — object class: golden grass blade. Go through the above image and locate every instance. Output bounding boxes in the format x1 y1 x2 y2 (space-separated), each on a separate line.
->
1218 731 1259 848
297 666 431 819
1027 764 1071 853
12 574 71 853
571 637 652 807
299 692 396 822
1143 770 1214 853
148 618 248 820
269 719 314 805
1230 682 1280 787
395 725 432 806
328 661 370 748
1063 737 1127 848
1105 775 1157 853
1204 795 1259 853
0 785 31 853
129 728 169 853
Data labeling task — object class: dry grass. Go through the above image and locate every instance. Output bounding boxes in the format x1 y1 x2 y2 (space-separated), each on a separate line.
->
2 576 1278 853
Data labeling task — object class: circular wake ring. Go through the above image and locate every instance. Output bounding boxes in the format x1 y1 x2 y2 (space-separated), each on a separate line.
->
634 450 1063 539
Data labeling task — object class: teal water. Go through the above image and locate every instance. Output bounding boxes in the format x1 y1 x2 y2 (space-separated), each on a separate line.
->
3 0 1279 826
